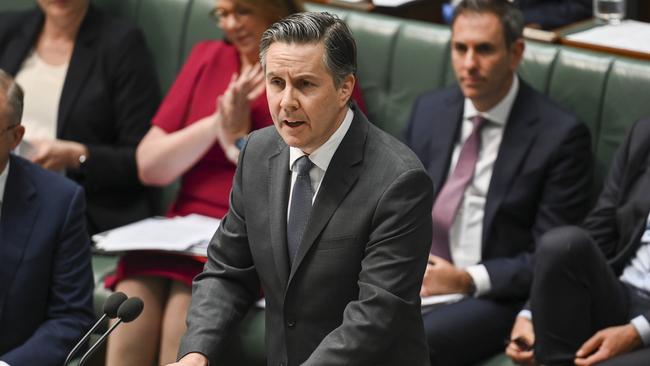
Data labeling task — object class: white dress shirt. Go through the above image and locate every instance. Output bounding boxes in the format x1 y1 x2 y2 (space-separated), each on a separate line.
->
0 161 8 365
0 160 9 221
448 76 519 296
287 107 353 219
620 211 650 345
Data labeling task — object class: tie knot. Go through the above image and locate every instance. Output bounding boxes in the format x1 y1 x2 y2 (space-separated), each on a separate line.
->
470 115 488 130
293 155 313 176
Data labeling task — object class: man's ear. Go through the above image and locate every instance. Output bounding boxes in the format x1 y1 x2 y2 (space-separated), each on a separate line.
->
338 73 355 107
10 125 24 150
509 38 525 71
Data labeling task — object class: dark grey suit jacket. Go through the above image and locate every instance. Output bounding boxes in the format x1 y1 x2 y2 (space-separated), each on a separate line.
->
406 80 593 300
179 108 434 366
585 118 650 296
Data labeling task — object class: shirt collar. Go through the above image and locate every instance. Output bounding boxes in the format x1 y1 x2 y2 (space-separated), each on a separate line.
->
0 159 10 205
463 75 519 126
289 107 354 172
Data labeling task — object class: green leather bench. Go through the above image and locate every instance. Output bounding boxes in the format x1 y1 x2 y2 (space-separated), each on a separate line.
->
3 0 650 365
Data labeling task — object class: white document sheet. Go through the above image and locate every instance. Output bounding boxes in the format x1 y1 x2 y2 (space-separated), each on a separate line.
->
93 214 220 257
372 0 417 7
421 293 466 313
565 20 650 54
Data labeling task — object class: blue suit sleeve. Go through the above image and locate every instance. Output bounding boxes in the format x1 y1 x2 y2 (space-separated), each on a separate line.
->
483 121 593 299
1 186 94 366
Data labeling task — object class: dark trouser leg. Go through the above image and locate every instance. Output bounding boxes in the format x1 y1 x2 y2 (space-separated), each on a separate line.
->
532 226 629 365
597 286 650 365
422 297 521 366
596 347 650 366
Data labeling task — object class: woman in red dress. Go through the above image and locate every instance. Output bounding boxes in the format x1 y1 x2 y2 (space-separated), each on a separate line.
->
104 1 304 364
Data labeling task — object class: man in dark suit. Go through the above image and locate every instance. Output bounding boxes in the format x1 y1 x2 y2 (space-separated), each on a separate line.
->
0 70 94 365
507 118 650 366
405 1 592 364
169 12 433 366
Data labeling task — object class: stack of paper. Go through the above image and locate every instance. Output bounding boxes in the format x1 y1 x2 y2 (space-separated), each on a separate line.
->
93 214 221 257
566 20 650 54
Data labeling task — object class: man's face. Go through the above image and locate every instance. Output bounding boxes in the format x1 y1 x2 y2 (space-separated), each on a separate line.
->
0 95 24 169
265 41 354 154
451 12 524 111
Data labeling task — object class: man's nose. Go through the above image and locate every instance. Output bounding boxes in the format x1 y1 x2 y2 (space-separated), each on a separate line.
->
463 49 478 70
280 87 298 111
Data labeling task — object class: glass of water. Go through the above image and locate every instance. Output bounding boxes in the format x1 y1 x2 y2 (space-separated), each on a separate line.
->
594 0 626 24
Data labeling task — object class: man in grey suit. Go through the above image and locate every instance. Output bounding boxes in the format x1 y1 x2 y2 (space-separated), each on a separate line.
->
169 12 434 366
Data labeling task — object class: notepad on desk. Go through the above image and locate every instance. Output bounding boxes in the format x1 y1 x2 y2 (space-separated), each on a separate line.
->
93 214 220 257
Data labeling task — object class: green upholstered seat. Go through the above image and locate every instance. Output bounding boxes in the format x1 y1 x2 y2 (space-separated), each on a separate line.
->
134 0 191 92
345 13 403 134
181 0 224 62
4 1 650 364
519 40 559 94
548 48 613 142
93 0 138 23
386 22 451 139
596 58 650 180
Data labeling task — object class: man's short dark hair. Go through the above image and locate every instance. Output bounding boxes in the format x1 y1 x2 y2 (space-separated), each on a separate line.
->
259 12 357 88
452 0 524 48
0 69 24 125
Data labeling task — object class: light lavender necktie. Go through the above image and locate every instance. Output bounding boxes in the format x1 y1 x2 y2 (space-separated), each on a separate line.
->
430 116 487 262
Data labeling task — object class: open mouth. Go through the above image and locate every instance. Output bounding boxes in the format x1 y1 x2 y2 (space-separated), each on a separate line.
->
284 120 306 128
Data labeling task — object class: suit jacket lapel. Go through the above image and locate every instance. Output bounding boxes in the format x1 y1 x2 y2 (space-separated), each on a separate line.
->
428 89 463 196
616 163 650 265
287 110 368 285
57 6 99 137
268 141 291 289
0 9 42 75
0 157 39 309
483 82 539 245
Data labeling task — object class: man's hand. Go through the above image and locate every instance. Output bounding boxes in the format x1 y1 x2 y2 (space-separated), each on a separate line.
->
165 352 208 366
420 255 474 296
30 139 88 171
574 324 641 366
505 316 537 365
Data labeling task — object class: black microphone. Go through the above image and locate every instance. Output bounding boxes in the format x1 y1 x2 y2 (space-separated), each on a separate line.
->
78 297 144 366
63 291 128 366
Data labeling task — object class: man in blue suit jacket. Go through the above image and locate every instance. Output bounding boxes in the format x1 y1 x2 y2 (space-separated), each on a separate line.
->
405 1 592 365
0 70 94 365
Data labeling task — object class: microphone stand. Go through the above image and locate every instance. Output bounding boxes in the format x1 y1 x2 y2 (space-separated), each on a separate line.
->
78 319 124 366
62 314 108 366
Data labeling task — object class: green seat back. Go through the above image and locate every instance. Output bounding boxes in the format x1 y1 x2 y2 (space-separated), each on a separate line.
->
182 0 224 62
0 0 32 12
596 58 650 178
387 22 450 139
548 48 613 143
93 0 139 23
519 40 558 94
345 13 402 134
136 0 191 92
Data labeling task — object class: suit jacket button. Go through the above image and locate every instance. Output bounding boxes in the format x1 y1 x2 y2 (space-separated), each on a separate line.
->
287 320 296 328
279 363 286 366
